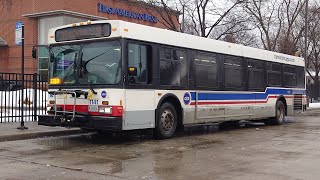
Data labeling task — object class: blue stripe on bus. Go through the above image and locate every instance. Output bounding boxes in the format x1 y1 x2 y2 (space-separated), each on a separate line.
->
190 88 306 101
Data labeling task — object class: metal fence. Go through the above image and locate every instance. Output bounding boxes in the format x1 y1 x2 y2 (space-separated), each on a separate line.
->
0 73 48 123
307 84 320 102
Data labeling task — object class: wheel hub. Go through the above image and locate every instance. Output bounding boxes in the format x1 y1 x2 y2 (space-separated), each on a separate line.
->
161 109 174 132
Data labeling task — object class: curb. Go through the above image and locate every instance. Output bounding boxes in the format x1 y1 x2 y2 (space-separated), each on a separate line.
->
0 129 83 142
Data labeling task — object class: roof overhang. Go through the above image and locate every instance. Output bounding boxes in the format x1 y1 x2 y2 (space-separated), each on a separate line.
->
0 38 8 47
23 10 107 20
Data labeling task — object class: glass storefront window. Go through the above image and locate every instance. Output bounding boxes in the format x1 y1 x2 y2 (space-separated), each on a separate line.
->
38 46 49 81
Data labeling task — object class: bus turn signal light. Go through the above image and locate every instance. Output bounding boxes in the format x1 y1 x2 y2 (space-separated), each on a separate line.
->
49 100 55 104
49 78 62 85
102 101 109 105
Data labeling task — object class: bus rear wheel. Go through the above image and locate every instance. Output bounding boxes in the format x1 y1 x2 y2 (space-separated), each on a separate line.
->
154 102 177 139
265 101 285 125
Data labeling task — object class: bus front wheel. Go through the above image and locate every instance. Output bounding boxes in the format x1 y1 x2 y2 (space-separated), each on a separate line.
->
265 101 285 125
154 102 177 139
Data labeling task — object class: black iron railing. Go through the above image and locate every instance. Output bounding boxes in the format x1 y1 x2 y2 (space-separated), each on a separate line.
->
0 73 48 123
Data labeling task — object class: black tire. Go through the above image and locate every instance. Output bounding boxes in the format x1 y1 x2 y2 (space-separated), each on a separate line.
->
265 101 285 125
154 102 178 139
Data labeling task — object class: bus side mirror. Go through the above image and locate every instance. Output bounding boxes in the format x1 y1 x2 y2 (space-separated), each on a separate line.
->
50 54 54 63
32 46 37 59
128 67 137 76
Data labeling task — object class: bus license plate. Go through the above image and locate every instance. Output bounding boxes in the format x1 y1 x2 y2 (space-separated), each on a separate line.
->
88 99 98 112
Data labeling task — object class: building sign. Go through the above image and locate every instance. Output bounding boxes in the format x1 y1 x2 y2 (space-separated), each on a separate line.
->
15 22 23 45
98 3 157 23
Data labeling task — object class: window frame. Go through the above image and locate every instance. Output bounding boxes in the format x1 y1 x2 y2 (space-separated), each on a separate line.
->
267 62 283 87
283 65 297 87
247 59 266 91
194 51 219 89
159 46 188 88
125 40 154 89
127 43 149 84
223 55 245 90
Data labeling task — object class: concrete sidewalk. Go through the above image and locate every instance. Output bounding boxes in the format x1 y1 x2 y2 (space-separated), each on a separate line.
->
0 121 83 142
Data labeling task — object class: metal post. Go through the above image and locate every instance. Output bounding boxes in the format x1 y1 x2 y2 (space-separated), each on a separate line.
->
18 23 28 130
305 0 308 61
33 73 37 121
182 4 185 33
304 0 309 101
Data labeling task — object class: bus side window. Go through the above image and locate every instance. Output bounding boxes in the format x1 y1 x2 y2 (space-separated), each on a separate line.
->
159 47 187 87
267 63 282 87
128 43 151 84
248 60 265 91
224 56 243 89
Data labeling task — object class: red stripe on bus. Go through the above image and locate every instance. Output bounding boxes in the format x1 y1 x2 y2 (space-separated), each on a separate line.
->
54 104 123 117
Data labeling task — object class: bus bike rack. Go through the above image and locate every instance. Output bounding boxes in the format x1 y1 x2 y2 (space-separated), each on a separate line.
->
52 90 77 124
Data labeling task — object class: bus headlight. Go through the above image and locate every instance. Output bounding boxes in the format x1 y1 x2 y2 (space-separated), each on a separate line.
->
98 106 112 114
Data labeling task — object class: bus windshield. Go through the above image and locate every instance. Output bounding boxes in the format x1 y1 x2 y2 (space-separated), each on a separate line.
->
50 40 122 85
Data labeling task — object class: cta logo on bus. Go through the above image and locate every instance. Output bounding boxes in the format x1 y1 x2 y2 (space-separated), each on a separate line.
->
101 91 107 98
183 92 191 105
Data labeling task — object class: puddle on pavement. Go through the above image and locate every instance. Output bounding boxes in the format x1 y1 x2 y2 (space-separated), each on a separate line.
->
35 121 272 153
189 139 223 149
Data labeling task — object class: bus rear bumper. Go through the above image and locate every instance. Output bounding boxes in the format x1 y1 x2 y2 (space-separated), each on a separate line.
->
38 114 123 131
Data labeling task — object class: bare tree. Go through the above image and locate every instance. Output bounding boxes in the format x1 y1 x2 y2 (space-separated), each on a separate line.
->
301 2 320 98
185 0 245 38
143 0 182 31
244 0 305 55
209 7 257 45
143 0 248 39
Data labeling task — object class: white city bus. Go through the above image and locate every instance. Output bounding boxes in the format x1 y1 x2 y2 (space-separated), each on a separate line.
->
38 20 306 139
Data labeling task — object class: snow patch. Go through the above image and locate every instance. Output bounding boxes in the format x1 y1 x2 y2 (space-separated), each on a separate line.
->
309 103 320 109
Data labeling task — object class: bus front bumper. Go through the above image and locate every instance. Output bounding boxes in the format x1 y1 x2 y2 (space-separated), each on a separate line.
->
38 114 122 131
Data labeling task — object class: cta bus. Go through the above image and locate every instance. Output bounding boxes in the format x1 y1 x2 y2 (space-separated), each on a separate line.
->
38 20 306 139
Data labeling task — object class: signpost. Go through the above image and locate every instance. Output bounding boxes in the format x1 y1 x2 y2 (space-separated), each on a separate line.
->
15 22 22 45
17 22 28 130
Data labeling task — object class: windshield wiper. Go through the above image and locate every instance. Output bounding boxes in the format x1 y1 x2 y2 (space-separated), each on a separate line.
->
77 52 85 78
61 53 77 81
88 84 97 95
77 52 96 95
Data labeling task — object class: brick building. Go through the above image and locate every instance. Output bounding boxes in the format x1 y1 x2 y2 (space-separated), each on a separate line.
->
0 0 180 76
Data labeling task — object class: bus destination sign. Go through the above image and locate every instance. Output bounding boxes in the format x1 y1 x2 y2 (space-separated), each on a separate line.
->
55 23 111 42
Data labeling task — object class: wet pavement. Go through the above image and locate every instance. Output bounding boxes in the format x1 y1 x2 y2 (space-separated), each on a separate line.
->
0 110 320 179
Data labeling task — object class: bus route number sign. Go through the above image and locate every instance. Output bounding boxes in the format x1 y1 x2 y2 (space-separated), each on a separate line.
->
88 99 99 112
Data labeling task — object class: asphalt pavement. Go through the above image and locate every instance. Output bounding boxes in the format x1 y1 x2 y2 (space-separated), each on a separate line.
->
0 110 319 179
0 121 82 142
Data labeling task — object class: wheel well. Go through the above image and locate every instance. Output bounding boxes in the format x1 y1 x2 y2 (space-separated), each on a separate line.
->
278 96 287 115
158 95 183 130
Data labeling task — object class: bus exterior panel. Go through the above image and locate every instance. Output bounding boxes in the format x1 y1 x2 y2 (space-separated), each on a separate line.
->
39 20 307 138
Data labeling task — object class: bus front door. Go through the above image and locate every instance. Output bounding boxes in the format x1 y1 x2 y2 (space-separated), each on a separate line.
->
124 89 155 130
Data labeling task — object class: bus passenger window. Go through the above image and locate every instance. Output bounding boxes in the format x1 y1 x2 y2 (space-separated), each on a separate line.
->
128 43 150 84
284 65 297 87
267 63 282 86
159 48 187 86
248 60 265 90
195 53 218 88
224 57 243 89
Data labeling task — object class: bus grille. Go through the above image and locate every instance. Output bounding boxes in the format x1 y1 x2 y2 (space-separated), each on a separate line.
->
293 94 303 110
